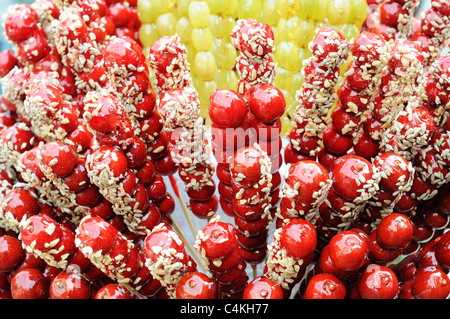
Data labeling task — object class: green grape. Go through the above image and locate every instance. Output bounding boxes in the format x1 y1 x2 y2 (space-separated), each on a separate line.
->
209 14 224 38
177 0 191 16
275 0 299 18
260 0 280 27
326 0 350 26
137 0 159 24
290 70 304 98
296 18 316 49
306 0 328 22
139 23 159 48
152 0 177 15
277 16 300 43
273 66 294 91
193 51 217 81
236 0 263 20
176 17 193 43
155 12 177 37
210 38 237 70
188 1 210 28
276 41 302 72
348 0 368 27
222 17 237 36
339 23 360 41
221 0 238 17
205 0 221 15
192 27 213 52
185 43 197 67
215 68 238 90
297 0 313 20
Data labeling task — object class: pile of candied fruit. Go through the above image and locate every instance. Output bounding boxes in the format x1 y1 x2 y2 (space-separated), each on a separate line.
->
0 0 449 300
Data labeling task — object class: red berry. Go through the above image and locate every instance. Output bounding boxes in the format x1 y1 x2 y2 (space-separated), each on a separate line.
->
198 220 238 260
0 49 18 77
322 123 353 156
243 276 283 299
285 160 330 204
412 266 450 299
280 218 317 259
89 146 128 179
357 264 399 299
328 230 369 272
231 146 269 187
246 83 286 124
11 268 49 299
0 235 24 272
436 232 450 269
331 154 374 202
303 273 346 299
377 213 414 251
367 230 402 264
176 272 217 299
40 141 79 178
4 4 39 43
94 283 134 299
209 89 248 128
103 36 143 76
379 1 408 27
49 271 91 299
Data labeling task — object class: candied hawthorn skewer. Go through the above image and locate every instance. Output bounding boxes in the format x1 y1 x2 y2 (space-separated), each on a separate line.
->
276 160 331 228
195 216 249 299
411 0 450 66
143 222 195 299
361 152 414 230
148 35 218 219
366 0 420 41
245 83 285 214
354 38 425 160
83 90 170 237
324 32 389 164
75 215 163 297
264 218 317 297
420 55 450 127
231 18 276 96
316 154 377 241
286 27 350 165
209 88 249 217
3 3 51 68
230 145 273 264
51 3 107 93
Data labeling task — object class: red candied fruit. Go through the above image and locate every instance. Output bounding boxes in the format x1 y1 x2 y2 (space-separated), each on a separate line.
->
199 221 237 260
331 154 374 202
232 146 269 187
49 271 91 299
376 213 414 251
0 235 25 272
243 276 283 299
280 218 317 259
412 266 450 299
246 83 286 124
328 230 369 272
303 273 346 299
209 89 248 128
285 160 330 203
40 141 79 178
11 268 49 299
176 272 217 299
94 283 134 299
357 264 399 299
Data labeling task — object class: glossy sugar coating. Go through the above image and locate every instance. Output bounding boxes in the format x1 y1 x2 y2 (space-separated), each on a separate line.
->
138 0 368 130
